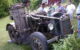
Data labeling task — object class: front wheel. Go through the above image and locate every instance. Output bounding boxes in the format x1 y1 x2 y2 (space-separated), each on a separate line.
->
29 32 48 50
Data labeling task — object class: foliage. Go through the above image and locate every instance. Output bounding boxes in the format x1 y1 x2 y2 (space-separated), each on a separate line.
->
30 0 42 10
0 0 9 18
8 0 22 6
13 0 22 3
53 33 80 50
0 0 23 18
72 0 79 6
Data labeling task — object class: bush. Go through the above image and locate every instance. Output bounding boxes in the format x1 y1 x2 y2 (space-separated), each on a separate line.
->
0 0 9 18
53 33 80 50
30 0 42 10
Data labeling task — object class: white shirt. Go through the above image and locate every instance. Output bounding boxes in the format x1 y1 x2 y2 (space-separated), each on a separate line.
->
37 7 45 13
76 3 80 14
66 4 76 14
37 7 49 13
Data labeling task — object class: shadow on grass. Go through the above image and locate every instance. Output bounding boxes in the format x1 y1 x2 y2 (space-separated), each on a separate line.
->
0 15 9 19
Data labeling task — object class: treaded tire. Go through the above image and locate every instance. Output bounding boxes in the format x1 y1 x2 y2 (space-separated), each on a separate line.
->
7 25 16 43
29 32 48 50
7 25 22 44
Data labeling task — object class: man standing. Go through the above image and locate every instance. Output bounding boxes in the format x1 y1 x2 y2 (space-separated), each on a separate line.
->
76 3 80 38
22 0 30 7
66 1 76 21
37 3 47 15
55 1 66 13
22 0 30 14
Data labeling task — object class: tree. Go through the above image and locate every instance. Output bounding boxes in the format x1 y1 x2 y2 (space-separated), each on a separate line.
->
0 0 9 18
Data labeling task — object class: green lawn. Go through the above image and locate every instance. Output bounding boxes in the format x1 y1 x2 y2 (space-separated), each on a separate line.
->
0 17 31 50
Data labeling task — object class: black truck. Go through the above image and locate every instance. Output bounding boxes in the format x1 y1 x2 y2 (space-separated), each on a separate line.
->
6 4 73 50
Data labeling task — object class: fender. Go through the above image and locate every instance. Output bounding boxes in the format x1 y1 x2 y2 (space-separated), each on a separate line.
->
6 22 16 30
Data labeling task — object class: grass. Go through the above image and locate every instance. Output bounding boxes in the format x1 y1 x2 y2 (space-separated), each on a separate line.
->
0 17 31 50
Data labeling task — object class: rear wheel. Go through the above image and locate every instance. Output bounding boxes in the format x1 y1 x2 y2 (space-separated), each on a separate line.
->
7 25 22 44
29 32 48 50
7 25 16 43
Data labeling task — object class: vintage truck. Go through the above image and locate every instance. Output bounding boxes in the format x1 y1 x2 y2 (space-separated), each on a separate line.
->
6 4 73 50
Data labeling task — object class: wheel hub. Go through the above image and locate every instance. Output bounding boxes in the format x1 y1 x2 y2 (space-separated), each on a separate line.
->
32 37 44 50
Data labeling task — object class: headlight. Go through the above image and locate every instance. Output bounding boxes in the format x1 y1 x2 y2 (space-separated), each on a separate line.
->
48 23 54 30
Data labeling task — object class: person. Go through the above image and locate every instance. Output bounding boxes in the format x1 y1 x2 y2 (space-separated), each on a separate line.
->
37 3 47 15
22 0 30 14
47 4 55 16
55 1 66 14
22 0 30 7
66 1 76 21
50 1 66 17
76 3 80 38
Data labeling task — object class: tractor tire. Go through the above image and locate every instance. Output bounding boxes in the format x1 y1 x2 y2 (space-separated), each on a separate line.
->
29 32 48 50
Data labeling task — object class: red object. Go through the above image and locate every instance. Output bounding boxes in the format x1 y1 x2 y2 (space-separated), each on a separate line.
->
48 0 61 5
